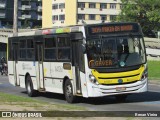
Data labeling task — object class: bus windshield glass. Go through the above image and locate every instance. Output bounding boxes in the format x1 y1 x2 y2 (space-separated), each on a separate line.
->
86 36 146 68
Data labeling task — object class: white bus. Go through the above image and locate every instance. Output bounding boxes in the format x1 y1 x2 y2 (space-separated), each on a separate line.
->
8 22 148 103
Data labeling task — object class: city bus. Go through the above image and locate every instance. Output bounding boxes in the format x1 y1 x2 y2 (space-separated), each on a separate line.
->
8 22 148 103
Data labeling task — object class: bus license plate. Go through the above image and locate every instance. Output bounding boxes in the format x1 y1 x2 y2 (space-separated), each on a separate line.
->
116 87 126 91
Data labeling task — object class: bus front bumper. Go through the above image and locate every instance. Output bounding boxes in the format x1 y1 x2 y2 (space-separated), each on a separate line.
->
87 78 148 97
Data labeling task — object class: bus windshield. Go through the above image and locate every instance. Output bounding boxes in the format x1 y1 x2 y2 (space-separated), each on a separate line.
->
86 36 146 68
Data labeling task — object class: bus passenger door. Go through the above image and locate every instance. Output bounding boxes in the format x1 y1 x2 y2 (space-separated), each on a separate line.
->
12 42 20 86
71 32 88 97
72 40 86 94
35 41 45 91
72 41 81 93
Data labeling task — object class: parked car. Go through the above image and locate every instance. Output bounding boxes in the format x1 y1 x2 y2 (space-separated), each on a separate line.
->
143 30 157 38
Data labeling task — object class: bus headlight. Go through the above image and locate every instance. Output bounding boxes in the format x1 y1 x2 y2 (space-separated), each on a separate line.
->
141 69 148 81
89 74 99 85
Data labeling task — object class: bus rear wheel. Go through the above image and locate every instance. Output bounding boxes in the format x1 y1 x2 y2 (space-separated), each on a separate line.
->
64 79 76 103
26 75 37 97
115 95 127 102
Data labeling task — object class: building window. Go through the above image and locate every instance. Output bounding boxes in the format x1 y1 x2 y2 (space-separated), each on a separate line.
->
110 15 117 21
110 3 116 9
78 14 85 20
52 4 58 10
59 15 65 20
100 3 107 9
89 3 96 8
78 2 85 8
59 3 65 9
101 15 107 21
89 14 95 20
52 15 58 21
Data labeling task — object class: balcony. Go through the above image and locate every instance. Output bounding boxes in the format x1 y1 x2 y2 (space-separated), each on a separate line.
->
37 6 42 12
0 13 5 18
0 3 6 9
37 15 42 20
18 14 31 19
21 0 31 1
19 5 31 10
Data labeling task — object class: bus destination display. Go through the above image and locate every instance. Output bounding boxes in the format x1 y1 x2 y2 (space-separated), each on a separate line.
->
87 23 139 35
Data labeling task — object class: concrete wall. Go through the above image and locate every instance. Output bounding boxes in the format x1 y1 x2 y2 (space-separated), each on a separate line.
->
42 0 52 28
65 0 77 26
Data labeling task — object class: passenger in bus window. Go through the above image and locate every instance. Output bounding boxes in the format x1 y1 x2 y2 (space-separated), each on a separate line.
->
58 49 70 60
58 50 62 59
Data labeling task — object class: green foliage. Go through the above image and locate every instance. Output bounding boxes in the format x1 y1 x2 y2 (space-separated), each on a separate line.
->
117 0 160 32
148 61 160 80
21 20 30 29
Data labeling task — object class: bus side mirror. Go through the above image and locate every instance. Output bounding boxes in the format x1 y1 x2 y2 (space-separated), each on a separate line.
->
70 32 83 41
81 44 86 53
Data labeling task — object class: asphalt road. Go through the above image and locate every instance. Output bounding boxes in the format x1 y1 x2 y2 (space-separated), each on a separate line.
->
0 75 160 111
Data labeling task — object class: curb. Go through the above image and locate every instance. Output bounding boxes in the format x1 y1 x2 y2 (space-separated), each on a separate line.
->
148 80 160 85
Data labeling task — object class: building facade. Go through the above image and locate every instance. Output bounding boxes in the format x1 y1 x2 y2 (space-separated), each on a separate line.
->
18 0 42 28
0 0 14 28
0 0 42 28
43 0 122 28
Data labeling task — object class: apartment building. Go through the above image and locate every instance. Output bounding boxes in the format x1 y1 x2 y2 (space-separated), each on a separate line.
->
0 0 14 28
0 0 42 28
43 0 122 28
18 0 42 28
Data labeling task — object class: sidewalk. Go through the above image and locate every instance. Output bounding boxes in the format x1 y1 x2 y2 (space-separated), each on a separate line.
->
148 80 160 85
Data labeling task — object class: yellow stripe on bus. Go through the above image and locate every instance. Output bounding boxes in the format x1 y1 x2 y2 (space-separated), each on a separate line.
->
92 65 145 84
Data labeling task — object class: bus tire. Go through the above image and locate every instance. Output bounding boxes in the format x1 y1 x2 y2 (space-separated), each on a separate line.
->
64 79 76 103
26 75 37 97
115 94 127 102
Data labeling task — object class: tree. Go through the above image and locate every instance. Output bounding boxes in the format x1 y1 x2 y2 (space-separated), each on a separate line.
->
117 0 160 33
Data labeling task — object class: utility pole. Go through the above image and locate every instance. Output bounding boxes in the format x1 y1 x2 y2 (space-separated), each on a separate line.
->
13 0 18 36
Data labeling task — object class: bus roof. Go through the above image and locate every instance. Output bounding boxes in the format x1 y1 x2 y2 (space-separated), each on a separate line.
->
13 22 140 37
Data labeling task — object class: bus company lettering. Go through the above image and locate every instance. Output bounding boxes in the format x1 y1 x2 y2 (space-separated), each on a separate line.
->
22 63 32 70
89 60 113 67
91 25 133 33
55 66 63 72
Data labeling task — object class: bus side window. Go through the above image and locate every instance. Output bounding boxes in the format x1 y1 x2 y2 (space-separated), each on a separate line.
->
57 36 71 61
27 39 35 60
8 39 13 61
44 37 56 60
19 40 27 60
58 49 70 60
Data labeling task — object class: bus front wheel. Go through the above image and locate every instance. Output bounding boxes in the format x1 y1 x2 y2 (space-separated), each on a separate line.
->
26 75 37 97
64 79 76 103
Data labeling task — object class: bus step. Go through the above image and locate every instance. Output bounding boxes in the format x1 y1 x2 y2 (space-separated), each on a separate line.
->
76 93 82 96
38 88 46 92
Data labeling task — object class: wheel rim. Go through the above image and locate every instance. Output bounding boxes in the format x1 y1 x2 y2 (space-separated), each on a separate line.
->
66 84 72 99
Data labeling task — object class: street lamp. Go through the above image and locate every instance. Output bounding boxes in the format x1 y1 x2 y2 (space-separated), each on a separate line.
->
13 0 18 36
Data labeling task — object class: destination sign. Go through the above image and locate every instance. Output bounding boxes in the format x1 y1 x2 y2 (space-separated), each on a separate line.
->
87 23 139 35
